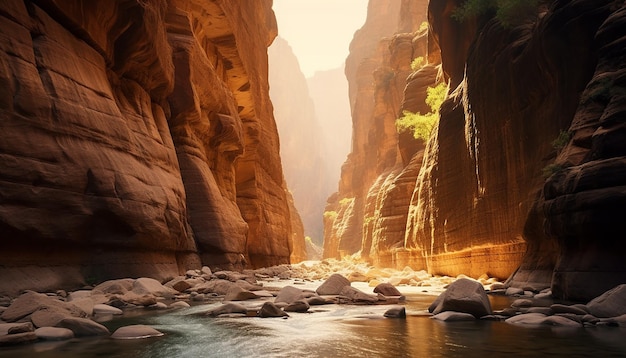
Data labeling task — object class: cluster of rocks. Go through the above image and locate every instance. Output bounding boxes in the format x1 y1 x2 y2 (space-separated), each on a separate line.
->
0 265 409 347
194 273 407 319
428 278 626 328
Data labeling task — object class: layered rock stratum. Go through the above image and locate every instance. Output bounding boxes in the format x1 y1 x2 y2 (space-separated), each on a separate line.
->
0 0 303 296
325 0 626 301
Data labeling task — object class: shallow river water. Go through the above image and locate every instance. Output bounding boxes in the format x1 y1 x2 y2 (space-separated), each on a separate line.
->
1 283 625 358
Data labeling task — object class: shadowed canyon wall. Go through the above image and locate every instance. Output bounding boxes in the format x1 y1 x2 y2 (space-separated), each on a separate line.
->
325 0 626 301
0 0 303 295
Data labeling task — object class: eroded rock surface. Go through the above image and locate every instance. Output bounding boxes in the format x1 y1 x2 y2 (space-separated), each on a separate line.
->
0 0 303 295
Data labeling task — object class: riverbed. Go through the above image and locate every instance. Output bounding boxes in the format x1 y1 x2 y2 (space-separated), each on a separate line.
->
1 281 625 358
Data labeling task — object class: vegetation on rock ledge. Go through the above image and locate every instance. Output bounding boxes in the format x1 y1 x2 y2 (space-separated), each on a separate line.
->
395 82 448 142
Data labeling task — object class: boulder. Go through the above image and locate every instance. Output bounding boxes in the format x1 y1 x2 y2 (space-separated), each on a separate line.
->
196 279 235 295
204 303 248 317
1 291 85 322
307 296 330 305
274 286 304 304
316 274 351 295
31 309 72 328
133 278 177 297
57 317 110 336
283 300 310 313
223 286 258 301
431 311 476 321
384 306 406 318
551 304 587 315
169 301 190 309
586 284 626 318
93 279 135 295
35 327 75 341
373 283 403 297
0 332 38 346
0 322 33 335
111 325 164 339
93 304 123 315
430 278 492 318
339 286 378 304
258 302 289 318
506 313 582 327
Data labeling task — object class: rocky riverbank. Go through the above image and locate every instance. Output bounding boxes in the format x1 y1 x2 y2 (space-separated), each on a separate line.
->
1 259 625 348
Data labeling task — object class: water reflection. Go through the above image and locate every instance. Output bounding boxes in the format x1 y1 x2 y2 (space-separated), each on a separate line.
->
1 293 626 358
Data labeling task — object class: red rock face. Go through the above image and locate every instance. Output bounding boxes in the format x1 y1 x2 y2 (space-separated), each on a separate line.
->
0 0 300 295
328 0 625 300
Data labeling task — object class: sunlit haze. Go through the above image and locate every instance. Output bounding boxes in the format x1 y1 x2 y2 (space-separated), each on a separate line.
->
272 0 368 78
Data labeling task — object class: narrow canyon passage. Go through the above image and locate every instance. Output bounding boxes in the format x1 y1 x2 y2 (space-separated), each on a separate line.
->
0 0 625 356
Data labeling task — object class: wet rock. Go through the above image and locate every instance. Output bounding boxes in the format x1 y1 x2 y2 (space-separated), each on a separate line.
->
223 286 258 301
196 280 236 295
148 302 168 310
339 286 378 304
431 311 475 321
204 303 248 317
6 322 33 334
586 284 626 318
275 286 304 304
0 332 38 346
258 302 288 318
31 310 71 328
1 291 85 322
284 300 310 313
505 287 524 296
133 278 177 297
169 301 190 309
384 306 406 318
57 317 110 336
111 325 164 339
124 294 158 307
35 327 74 341
506 313 582 327
430 278 492 318
316 274 350 295
307 296 331 305
511 299 533 308
93 304 123 315
551 304 587 315
527 307 553 315
373 283 402 297
93 279 135 296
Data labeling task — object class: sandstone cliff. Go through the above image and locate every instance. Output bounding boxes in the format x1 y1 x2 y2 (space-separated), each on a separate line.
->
0 0 301 295
326 0 626 301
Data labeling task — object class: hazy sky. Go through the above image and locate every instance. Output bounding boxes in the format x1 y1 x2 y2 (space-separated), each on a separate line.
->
272 0 368 78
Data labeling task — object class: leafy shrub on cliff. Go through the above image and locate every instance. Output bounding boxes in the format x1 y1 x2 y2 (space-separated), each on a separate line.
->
452 0 540 27
395 82 448 142
323 211 338 221
410 56 425 71
552 130 571 152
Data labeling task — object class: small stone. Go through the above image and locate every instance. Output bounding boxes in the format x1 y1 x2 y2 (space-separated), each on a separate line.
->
307 296 330 305
148 302 168 310
511 299 533 308
111 325 164 339
384 306 406 319
527 307 553 315
35 327 74 341
201 266 212 276
172 280 193 293
93 304 123 315
505 287 524 296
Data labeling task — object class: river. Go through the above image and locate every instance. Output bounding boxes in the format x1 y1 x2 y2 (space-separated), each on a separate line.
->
1 282 625 358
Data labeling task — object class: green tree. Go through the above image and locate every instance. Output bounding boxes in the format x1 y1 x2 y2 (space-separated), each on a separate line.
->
395 82 448 142
452 0 540 27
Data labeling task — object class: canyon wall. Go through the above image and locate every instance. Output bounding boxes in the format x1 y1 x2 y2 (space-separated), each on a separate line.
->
326 0 626 300
0 0 302 295
268 37 329 253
